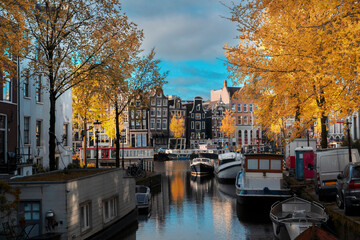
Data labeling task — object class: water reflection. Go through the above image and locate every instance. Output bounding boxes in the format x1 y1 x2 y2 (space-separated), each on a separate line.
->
118 160 275 240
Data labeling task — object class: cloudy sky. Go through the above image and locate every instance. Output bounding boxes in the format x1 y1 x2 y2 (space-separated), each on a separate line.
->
120 0 239 100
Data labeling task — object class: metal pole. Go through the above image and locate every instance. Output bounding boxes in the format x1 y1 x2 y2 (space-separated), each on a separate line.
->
307 130 310 147
96 131 99 168
122 134 125 169
347 120 352 163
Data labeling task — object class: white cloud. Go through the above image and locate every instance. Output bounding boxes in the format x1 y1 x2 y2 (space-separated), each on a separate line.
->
121 0 238 61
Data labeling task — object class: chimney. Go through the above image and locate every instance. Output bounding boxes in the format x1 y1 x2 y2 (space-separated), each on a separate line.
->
223 80 227 88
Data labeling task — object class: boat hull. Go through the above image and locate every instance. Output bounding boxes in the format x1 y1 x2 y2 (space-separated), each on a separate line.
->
215 161 242 183
191 163 214 176
236 189 292 211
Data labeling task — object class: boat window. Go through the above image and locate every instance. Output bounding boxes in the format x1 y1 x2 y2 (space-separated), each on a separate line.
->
259 159 269 170
270 159 282 170
219 159 235 165
247 159 258 169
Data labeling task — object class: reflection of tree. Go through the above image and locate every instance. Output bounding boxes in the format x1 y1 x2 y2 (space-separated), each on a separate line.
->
170 172 184 203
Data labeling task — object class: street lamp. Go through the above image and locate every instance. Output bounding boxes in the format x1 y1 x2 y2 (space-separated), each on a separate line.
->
121 129 126 169
346 119 352 163
94 120 101 168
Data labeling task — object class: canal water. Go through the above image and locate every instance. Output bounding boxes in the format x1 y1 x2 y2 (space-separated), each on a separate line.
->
120 160 275 240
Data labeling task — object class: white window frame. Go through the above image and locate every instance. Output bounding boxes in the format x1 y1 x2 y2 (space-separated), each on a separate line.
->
103 196 118 223
243 104 247 112
24 117 30 145
150 98 155 106
191 121 194 129
238 104 241 112
162 119 167 130
156 119 161 129
80 201 91 232
202 121 205 129
150 119 155 129
250 104 253 112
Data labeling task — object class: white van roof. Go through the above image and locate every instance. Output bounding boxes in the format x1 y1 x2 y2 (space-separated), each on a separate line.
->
295 146 313 151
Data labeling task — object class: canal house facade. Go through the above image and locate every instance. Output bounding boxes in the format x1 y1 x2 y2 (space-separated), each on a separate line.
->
148 88 169 148
0 55 19 175
185 96 211 149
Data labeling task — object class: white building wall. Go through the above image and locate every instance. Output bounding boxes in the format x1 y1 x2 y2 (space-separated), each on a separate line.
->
18 60 72 172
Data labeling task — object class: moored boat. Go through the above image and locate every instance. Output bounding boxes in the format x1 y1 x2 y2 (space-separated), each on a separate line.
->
235 153 291 208
190 158 214 176
135 185 152 213
269 196 328 240
214 152 243 183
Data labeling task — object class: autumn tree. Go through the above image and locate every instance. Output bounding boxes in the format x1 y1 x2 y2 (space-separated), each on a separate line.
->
220 109 236 150
169 112 185 149
22 0 137 170
72 77 107 166
225 0 360 148
0 0 29 85
97 48 168 168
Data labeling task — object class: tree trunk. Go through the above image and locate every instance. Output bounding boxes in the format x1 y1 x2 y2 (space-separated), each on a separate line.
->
115 102 120 168
320 114 328 149
83 119 87 166
49 92 57 171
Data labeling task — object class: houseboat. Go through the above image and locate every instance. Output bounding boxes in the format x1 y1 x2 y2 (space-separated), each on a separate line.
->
214 152 243 183
235 153 291 209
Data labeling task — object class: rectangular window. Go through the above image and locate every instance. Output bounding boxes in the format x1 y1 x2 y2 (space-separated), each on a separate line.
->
142 120 146 128
259 159 269 170
271 160 282 170
150 108 155 117
156 119 161 129
157 109 161 117
36 76 42 102
162 119 167 130
151 99 155 106
247 159 258 169
80 202 91 232
24 75 30 98
232 104 235 111
156 99 161 106
142 134 147 147
36 120 42 146
202 121 205 129
136 134 141 147
2 78 11 102
250 104 253 112
163 99 167 106
131 121 135 129
243 104 247 112
191 121 194 129
163 109 167 117
238 104 241 112
191 113 194 118
195 113 201 120
103 197 118 223
24 117 30 144
244 116 248 125
150 119 155 129
0 115 6 164
195 122 201 130
63 123 68 146
238 116 242 125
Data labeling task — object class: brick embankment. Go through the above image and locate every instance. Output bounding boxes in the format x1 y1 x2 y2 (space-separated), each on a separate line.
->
285 175 360 240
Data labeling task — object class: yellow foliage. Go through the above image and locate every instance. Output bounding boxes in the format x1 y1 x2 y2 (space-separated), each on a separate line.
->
169 113 185 138
225 0 360 146
220 109 236 138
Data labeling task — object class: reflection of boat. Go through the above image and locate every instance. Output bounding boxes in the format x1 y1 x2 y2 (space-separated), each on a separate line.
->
135 185 152 213
190 158 214 176
235 154 291 209
190 174 213 183
217 181 236 199
214 152 243 183
270 196 328 240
